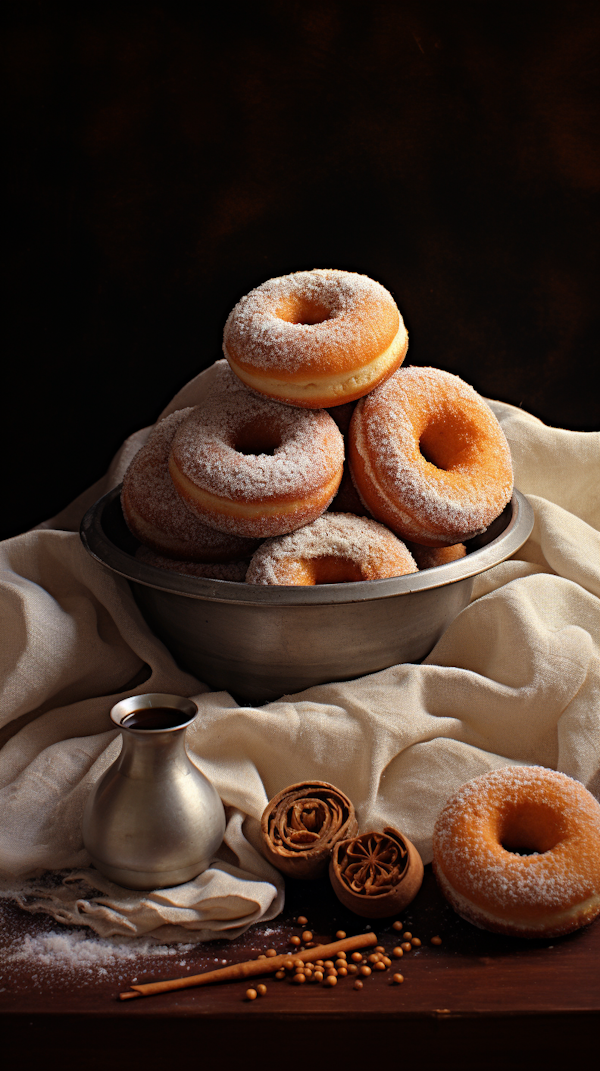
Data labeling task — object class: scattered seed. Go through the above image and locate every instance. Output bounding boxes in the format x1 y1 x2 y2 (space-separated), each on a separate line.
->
256 984 267 996
347 963 358 974
431 936 442 946
337 967 348 977
266 949 277 958
313 970 324 983
337 951 347 960
375 945 386 953
275 970 285 979
336 930 347 940
293 973 306 985
392 921 403 932
392 973 404 985
257 954 267 960
411 938 421 948
382 956 392 967
246 988 257 1000
324 960 334 969
401 943 412 953
374 961 386 971
297 916 308 926
360 965 372 977
392 947 404 958
402 932 412 941
325 975 337 987
353 980 364 990
351 952 363 963
290 936 301 947
283 959 294 971
301 930 313 943
335 959 347 969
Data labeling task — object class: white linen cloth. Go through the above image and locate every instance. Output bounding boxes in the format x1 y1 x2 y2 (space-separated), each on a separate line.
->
0 363 598 941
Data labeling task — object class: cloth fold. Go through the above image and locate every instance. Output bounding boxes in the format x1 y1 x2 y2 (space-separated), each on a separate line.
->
1 367 598 940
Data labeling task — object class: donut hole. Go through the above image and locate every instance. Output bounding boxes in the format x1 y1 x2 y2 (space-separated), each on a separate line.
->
499 802 565 856
276 296 333 326
419 413 478 471
290 556 364 585
234 423 282 457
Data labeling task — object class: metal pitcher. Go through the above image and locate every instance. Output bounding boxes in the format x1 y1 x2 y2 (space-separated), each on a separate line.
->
82 693 226 890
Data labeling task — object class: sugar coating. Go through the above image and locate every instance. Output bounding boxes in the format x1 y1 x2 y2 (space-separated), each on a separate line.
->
135 546 249 581
121 408 257 561
433 766 600 916
246 512 418 584
350 366 514 544
170 362 344 527
223 269 401 374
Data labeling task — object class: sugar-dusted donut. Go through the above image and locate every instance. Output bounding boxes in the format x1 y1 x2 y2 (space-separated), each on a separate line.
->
349 366 513 547
169 362 345 538
245 512 418 585
432 766 600 938
121 409 259 561
135 545 249 581
223 269 408 408
405 541 466 569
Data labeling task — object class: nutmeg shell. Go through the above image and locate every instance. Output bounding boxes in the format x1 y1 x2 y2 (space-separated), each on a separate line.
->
260 780 358 879
329 826 424 917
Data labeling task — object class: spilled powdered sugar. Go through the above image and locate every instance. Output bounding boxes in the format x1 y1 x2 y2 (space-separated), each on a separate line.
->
223 269 400 372
246 512 418 584
170 362 344 502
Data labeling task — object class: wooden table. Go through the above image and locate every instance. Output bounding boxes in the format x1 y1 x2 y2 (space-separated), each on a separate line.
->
2 866 598 1070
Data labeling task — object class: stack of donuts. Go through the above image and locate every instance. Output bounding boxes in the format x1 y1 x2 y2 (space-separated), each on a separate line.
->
122 268 514 586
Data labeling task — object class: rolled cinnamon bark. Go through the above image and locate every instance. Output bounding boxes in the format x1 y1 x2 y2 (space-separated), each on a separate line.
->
260 781 358 879
329 826 424 917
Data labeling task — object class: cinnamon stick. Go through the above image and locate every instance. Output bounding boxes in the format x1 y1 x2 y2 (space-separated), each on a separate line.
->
119 931 377 1000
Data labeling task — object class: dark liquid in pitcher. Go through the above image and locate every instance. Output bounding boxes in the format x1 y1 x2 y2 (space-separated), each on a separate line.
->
122 707 192 730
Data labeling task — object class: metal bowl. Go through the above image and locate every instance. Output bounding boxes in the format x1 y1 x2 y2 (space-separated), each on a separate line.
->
80 487 534 705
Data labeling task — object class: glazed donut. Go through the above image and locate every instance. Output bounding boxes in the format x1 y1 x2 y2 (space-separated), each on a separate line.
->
245 512 418 585
121 409 259 561
169 362 345 538
135 545 249 581
432 766 600 938
405 541 466 569
349 366 513 547
223 269 408 408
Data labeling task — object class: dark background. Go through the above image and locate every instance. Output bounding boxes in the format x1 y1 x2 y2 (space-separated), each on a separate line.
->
3 1 600 541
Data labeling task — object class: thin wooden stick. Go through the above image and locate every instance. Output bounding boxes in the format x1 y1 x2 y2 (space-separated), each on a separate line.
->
119 931 377 1000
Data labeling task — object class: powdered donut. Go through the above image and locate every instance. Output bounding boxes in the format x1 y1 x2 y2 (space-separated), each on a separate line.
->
135 545 249 581
349 366 514 547
169 362 345 538
406 541 466 569
245 512 418 585
432 766 600 938
223 269 408 408
121 409 259 561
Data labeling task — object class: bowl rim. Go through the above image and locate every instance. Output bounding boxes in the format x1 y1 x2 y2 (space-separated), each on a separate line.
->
80 486 534 607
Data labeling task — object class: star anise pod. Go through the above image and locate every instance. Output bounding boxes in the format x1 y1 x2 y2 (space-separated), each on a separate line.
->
260 781 358 879
330 827 424 917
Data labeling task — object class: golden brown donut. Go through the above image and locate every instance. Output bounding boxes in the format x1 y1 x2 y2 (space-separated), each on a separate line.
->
223 269 408 408
432 766 600 938
169 362 344 538
349 366 514 547
405 541 466 569
121 409 258 561
245 513 418 585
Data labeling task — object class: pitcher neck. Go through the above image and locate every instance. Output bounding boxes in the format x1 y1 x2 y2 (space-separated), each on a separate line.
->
116 728 191 780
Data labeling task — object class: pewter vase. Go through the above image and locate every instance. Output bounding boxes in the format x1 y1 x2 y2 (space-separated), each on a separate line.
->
82 693 226 891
